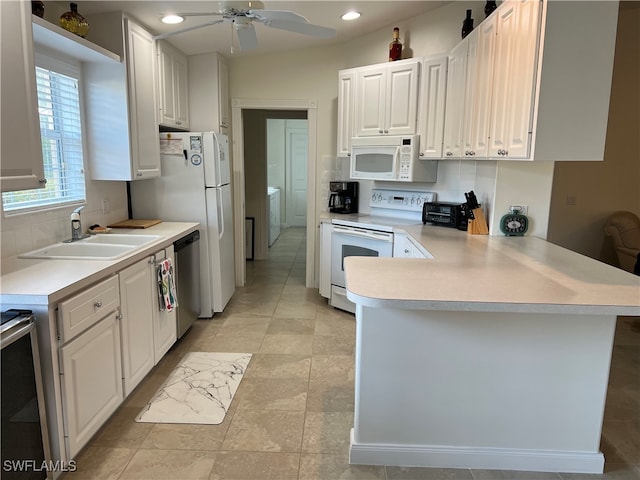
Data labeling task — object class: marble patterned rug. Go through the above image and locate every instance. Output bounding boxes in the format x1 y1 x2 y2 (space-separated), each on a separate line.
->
136 352 252 425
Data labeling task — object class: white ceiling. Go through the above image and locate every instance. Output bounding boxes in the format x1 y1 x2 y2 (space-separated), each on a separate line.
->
77 1 448 57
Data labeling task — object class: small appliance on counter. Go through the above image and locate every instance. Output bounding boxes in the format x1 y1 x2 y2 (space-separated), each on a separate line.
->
422 201 468 231
328 181 358 214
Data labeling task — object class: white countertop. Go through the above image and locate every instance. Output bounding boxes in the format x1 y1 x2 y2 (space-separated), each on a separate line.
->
345 224 640 315
0 222 199 306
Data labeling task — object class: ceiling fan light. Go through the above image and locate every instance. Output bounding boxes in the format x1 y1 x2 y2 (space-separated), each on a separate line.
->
162 14 184 24
341 11 361 21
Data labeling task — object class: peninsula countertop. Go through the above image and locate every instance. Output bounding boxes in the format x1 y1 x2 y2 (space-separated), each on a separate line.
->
0 222 199 306
345 224 640 316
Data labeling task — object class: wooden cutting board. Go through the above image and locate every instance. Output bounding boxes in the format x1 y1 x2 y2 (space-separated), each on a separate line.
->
108 219 162 229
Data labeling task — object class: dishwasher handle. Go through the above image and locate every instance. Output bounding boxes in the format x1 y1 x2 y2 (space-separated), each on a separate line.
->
173 230 200 252
332 225 393 242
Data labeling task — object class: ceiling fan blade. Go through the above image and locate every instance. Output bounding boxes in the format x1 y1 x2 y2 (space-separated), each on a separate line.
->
235 22 258 50
261 19 336 39
248 10 309 23
154 19 226 40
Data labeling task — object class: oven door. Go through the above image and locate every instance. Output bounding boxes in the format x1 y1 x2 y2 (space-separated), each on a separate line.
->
350 145 399 181
331 225 394 288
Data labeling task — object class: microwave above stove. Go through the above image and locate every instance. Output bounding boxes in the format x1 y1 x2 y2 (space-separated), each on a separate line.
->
350 135 437 183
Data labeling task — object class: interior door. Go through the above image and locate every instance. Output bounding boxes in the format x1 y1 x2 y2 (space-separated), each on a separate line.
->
285 121 308 227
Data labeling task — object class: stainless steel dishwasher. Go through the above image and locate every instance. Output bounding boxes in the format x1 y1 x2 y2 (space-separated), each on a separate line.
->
173 230 200 338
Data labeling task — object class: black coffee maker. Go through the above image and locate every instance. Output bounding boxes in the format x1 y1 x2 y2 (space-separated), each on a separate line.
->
328 181 358 214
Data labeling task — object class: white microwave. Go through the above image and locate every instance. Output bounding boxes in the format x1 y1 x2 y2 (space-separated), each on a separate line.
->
350 135 437 182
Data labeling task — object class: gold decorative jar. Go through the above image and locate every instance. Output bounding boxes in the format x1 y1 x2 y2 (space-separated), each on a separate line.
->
59 3 89 38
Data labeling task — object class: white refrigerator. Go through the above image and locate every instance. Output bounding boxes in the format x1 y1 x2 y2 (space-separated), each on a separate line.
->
130 132 235 317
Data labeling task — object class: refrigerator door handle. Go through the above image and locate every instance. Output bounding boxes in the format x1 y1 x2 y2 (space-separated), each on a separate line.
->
216 188 224 239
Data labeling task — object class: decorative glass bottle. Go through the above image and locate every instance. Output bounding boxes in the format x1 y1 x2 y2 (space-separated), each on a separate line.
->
461 9 474 39
32 1 45 18
59 3 89 38
484 1 498 18
388 27 402 62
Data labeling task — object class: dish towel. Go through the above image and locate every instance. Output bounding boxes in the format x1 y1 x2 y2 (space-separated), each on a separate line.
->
157 258 178 312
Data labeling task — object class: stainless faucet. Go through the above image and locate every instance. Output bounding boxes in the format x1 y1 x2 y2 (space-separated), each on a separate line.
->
66 206 89 242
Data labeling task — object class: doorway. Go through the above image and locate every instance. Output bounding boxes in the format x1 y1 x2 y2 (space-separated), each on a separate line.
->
231 98 318 288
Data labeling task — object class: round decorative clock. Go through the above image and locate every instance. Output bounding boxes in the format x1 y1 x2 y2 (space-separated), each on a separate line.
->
500 206 528 236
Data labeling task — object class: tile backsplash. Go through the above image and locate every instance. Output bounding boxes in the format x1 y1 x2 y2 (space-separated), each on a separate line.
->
1 181 128 259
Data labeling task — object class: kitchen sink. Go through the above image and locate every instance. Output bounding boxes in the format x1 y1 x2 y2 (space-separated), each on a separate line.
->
83 234 161 246
19 234 161 260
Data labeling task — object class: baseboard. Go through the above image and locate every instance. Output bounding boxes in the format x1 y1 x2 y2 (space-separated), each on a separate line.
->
349 429 604 474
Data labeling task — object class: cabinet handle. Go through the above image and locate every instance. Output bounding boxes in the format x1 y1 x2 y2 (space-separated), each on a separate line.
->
470 151 475 156
504 150 508 156
136 172 143 177
384 130 389 134
465 151 470 156
378 130 384 134
404 248 410 254
39 178 47 185
116 313 123 321
446 152 453 157
94 301 102 308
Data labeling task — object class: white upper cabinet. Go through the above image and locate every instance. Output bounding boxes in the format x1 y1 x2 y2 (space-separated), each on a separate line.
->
157 40 189 130
417 56 448 159
442 39 469 159
83 13 160 180
488 0 540 159
354 59 420 137
337 69 356 157
188 52 229 133
0 0 45 192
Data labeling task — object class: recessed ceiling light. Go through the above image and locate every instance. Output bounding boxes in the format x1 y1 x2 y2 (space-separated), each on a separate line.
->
162 14 184 24
341 11 361 21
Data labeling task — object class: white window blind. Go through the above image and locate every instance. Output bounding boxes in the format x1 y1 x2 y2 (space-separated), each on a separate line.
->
2 65 86 213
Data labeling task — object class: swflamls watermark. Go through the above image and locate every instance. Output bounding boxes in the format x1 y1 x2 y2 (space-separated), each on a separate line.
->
3 459 77 473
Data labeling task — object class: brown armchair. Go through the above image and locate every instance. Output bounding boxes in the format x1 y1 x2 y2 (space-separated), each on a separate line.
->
604 211 640 274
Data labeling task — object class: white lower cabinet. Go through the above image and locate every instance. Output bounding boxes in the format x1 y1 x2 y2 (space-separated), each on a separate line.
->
393 233 433 259
319 222 332 299
119 257 155 396
152 247 177 364
59 311 123 459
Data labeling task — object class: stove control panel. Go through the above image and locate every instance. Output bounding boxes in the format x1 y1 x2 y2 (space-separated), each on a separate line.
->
370 189 436 212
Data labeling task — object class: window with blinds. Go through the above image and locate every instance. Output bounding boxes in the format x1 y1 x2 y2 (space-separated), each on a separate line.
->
2 62 86 213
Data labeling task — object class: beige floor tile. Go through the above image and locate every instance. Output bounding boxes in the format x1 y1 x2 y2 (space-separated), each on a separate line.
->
306 383 354 412
236 377 308 410
220 314 272 330
244 353 311 379
386 466 474 479
603 421 640 463
471 470 562 479
205 331 265 353
314 311 356 336
559 463 640 479
209 451 300 480
260 334 314 354
301 412 354 454
313 334 355 356
613 317 640 346
268 317 316 335
119 449 216 479
274 301 317 319
222 410 305 452
92 406 154 449
299 453 385 480
140 422 231 451
64 446 136 480
310 355 355 384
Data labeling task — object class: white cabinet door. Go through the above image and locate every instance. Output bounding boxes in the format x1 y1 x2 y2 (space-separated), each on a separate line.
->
337 69 356 157
355 65 386 136
319 222 332 298
386 61 419 136
442 39 469 159
218 57 229 129
59 312 123 459
157 40 189 129
125 19 160 178
119 257 154 396
354 60 420 137
489 0 541 159
0 0 45 192
418 56 448 158
153 247 177 364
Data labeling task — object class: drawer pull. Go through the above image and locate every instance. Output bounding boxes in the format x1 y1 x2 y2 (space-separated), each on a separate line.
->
94 301 102 309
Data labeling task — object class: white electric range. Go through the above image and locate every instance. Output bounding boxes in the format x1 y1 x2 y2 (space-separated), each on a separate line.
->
329 189 436 312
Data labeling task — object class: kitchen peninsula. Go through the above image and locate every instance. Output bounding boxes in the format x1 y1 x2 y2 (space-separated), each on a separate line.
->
345 225 640 474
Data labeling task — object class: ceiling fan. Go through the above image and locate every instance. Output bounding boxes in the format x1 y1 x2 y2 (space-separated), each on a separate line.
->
154 1 336 51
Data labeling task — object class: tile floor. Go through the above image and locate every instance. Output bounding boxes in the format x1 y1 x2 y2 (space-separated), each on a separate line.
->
64 227 640 480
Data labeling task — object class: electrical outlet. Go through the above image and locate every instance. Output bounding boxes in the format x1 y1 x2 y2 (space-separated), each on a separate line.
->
101 199 110 214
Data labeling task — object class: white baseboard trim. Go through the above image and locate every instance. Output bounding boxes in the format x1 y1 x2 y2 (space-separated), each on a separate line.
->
349 429 604 474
